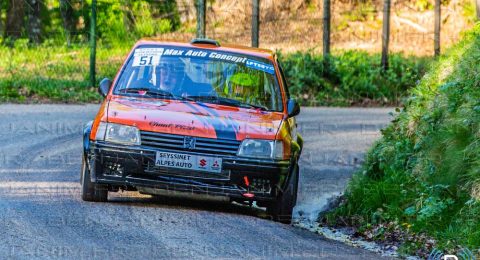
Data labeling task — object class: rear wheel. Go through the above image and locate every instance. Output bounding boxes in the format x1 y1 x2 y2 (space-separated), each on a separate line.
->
267 163 299 224
81 155 108 202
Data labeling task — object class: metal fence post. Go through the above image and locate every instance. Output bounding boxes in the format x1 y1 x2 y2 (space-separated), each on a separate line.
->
196 0 206 38
381 0 391 71
252 0 260 47
322 0 331 74
477 0 480 20
434 0 441 56
90 0 97 88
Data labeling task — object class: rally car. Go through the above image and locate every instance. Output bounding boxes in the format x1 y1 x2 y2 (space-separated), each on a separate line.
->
81 38 303 223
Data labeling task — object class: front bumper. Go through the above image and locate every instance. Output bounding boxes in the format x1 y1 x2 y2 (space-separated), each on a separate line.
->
87 141 292 202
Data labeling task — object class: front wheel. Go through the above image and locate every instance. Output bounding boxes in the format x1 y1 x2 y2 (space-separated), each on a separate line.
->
81 155 108 202
267 163 299 224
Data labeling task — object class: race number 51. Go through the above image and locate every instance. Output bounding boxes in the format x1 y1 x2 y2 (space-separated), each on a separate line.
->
139 56 154 66
132 48 163 67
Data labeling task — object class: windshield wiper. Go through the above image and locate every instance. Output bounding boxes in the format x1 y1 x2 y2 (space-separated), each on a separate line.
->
118 88 194 102
187 96 268 111
119 88 172 97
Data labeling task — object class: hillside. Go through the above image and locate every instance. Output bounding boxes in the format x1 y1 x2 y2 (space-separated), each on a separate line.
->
326 24 480 256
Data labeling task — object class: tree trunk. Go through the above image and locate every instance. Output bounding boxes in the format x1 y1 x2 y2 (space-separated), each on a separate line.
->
26 0 41 44
5 0 25 40
434 0 441 56
195 0 206 38
0 3 4 35
60 0 75 46
381 0 391 71
251 0 259 47
90 0 97 88
476 0 480 20
323 0 331 74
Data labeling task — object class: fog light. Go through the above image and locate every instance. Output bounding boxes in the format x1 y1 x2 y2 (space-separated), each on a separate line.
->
103 162 123 176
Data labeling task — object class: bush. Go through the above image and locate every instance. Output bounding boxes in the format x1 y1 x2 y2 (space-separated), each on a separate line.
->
326 25 480 255
279 51 430 106
98 0 179 42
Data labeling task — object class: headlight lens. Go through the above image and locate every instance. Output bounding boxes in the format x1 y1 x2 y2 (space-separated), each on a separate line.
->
237 139 284 159
95 122 141 145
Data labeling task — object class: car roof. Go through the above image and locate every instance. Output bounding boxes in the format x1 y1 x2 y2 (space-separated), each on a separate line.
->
136 38 276 61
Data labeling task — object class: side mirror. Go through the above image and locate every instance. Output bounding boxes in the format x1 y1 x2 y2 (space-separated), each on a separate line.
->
287 99 300 117
98 78 112 97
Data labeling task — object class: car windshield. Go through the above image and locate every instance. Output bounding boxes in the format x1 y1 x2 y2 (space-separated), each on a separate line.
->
113 46 283 111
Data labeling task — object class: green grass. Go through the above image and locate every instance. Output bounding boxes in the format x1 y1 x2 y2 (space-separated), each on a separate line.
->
325 24 480 256
0 40 131 103
0 40 430 105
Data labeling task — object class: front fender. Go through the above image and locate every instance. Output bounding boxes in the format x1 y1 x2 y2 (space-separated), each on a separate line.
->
83 121 93 157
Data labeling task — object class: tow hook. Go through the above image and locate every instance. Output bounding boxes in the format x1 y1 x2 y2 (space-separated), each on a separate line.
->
242 176 255 199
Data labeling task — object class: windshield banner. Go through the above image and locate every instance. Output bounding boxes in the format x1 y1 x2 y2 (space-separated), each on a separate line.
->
133 46 275 74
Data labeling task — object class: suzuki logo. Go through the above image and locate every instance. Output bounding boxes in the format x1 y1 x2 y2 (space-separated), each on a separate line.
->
183 136 196 150
199 159 207 167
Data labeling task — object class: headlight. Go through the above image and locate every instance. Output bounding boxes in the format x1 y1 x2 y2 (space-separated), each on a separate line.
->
237 139 284 159
95 122 141 145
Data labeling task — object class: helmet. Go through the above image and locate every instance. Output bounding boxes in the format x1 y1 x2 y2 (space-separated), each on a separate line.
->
226 72 259 98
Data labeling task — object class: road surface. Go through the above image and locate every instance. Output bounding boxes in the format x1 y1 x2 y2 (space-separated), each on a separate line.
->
0 105 393 259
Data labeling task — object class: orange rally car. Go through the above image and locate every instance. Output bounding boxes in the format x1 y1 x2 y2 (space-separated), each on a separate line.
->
81 39 303 223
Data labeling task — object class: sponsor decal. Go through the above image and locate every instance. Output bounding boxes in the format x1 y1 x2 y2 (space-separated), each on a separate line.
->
149 122 196 131
199 159 207 167
162 49 184 56
208 52 247 63
132 48 163 67
155 151 222 173
211 160 220 171
175 124 195 131
246 59 275 75
149 122 173 128
133 47 273 74
184 49 208 57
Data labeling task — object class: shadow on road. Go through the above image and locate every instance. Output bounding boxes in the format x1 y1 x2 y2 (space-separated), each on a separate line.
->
107 192 269 220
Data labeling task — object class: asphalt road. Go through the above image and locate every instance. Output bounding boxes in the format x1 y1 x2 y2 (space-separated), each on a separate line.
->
0 105 393 259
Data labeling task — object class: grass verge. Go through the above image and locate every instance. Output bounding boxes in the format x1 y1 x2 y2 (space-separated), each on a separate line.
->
324 25 480 257
0 40 130 103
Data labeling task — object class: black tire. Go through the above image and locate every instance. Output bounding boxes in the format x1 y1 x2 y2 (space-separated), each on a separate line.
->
81 155 108 202
267 163 299 224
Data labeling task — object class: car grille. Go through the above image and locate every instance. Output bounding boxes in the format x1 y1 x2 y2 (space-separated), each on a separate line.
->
140 131 241 156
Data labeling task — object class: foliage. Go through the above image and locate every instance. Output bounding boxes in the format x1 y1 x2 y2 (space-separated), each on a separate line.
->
325 24 480 255
415 0 433 11
461 0 477 24
279 51 430 106
0 0 180 44
342 1 377 22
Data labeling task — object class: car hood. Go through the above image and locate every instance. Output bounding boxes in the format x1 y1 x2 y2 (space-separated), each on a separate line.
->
106 96 284 141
